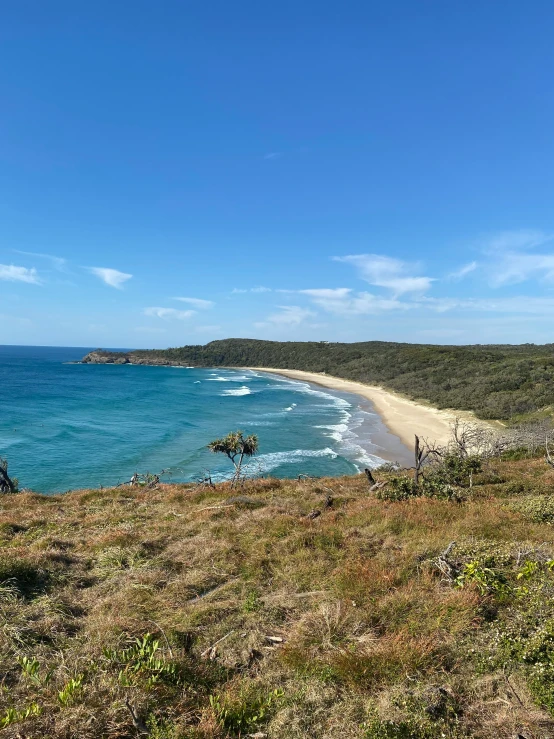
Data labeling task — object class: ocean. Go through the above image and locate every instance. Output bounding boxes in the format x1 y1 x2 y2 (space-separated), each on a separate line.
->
0 345 411 493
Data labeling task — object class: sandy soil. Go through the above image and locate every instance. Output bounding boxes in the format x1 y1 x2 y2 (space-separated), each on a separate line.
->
250 367 486 448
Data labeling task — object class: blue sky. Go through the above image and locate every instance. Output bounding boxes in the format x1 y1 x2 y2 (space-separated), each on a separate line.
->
2 1 554 347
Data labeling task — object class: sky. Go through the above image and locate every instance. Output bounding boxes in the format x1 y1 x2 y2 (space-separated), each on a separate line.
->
2 1 554 348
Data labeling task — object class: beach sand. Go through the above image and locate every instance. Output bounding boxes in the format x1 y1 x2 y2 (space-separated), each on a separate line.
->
251 367 486 449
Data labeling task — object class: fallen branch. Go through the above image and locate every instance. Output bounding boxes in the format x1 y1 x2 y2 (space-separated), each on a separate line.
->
369 481 387 493
432 541 458 582
201 630 234 659
196 504 235 513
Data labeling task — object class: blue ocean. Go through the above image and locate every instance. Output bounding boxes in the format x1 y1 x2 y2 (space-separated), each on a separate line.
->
0 345 411 493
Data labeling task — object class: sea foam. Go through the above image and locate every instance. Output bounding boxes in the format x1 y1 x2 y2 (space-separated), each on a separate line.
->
221 386 251 396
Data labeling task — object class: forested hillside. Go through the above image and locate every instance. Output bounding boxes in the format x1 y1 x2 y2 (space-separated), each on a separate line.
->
83 339 554 421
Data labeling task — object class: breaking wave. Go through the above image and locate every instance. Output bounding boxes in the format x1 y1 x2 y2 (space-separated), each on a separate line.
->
221 386 251 396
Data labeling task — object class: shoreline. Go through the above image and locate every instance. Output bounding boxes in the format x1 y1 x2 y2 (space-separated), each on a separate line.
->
249 367 487 448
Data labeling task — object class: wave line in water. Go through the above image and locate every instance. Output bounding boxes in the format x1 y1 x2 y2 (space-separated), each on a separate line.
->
221 386 251 396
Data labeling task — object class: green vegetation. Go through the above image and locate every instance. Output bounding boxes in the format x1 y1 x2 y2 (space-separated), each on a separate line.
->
86 338 554 422
208 430 259 485
3 440 554 736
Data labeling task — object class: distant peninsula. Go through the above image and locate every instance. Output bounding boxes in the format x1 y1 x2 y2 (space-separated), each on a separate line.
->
82 339 554 424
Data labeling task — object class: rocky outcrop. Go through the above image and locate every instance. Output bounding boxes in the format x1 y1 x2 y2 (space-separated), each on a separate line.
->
81 350 131 364
81 350 190 366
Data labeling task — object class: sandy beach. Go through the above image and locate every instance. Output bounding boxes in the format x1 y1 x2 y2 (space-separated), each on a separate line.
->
251 367 485 448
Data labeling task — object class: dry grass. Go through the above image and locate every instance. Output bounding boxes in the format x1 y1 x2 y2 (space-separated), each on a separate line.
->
1 462 554 737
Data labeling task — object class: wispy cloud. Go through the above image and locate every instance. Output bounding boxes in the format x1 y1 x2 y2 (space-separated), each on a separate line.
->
448 261 477 280
490 253 554 287
232 286 272 294
173 297 214 309
14 250 68 272
296 285 554 317
485 230 554 253
422 296 554 314
263 152 282 160
333 254 433 296
89 267 132 289
0 264 41 284
144 307 195 320
256 305 316 327
479 230 554 287
300 288 410 315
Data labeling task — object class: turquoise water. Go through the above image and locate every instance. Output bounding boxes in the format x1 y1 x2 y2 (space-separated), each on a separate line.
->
0 345 410 493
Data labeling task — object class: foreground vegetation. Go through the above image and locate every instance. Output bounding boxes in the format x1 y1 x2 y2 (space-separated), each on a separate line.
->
85 339 554 422
3 441 554 737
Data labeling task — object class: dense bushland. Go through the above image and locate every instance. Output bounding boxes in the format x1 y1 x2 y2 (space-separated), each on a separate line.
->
91 339 554 421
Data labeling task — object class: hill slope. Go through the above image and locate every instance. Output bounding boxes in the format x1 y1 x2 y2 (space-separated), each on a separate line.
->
3 459 554 737
83 339 554 421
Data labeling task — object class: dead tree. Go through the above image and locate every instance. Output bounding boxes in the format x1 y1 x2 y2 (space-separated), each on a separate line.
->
546 435 554 469
0 458 16 494
414 435 442 487
450 417 509 460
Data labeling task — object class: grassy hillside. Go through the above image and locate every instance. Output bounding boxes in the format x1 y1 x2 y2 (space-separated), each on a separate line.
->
88 339 554 421
3 455 554 737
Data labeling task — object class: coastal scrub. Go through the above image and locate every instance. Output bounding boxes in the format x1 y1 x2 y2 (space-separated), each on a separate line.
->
1 456 554 736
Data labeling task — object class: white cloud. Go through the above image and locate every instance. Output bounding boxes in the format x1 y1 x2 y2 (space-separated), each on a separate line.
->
0 264 41 284
232 286 272 294
263 152 282 160
485 230 554 253
14 250 67 272
422 296 554 314
300 288 410 315
256 305 316 327
296 285 554 317
89 267 132 289
448 261 477 280
475 230 554 287
334 254 433 296
144 307 196 320
490 252 554 287
173 297 214 309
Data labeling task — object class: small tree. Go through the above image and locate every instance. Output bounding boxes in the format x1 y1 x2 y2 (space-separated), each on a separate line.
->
208 431 259 485
0 457 17 494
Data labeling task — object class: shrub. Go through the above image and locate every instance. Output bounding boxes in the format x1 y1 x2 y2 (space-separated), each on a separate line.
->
455 560 510 596
509 496 554 523
103 633 183 688
435 452 482 487
0 703 41 729
209 687 283 735
363 716 456 739
377 477 416 502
